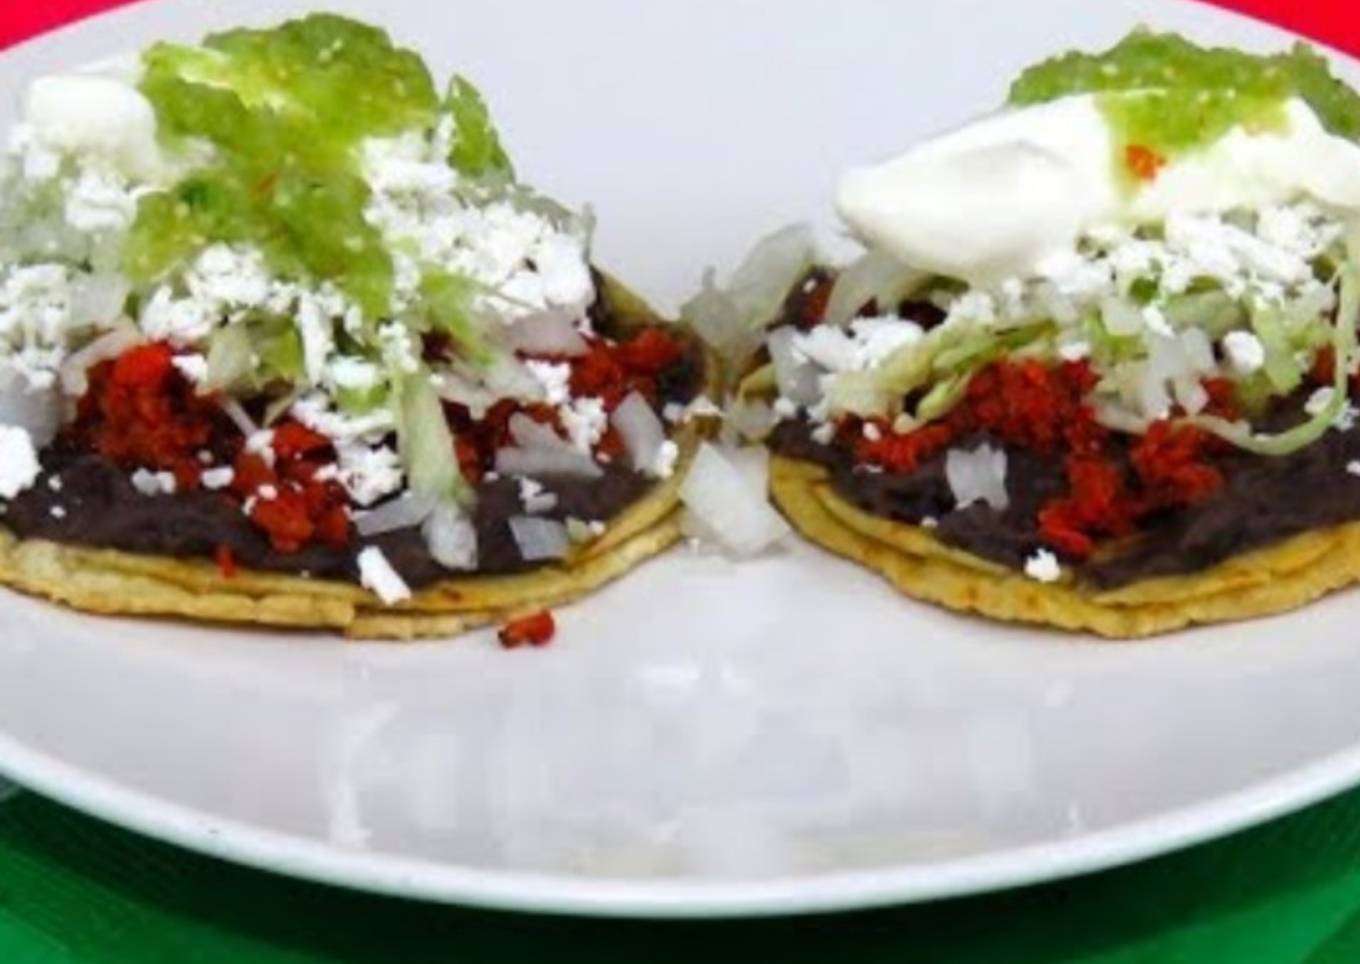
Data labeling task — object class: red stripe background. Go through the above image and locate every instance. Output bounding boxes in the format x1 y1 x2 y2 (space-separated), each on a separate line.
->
0 1 1357 56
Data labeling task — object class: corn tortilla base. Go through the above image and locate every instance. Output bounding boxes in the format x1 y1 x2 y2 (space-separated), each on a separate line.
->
770 454 1360 639
0 275 716 641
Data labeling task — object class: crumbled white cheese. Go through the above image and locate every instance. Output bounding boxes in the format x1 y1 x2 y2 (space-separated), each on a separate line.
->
558 396 607 454
1222 331 1266 375
295 288 337 385
651 440 680 480
1348 461 1360 478
257 484 278 501
335 442 404 507
184 244 272 311
46 474 62 492
244 430 276 467
376 321 419 374
64 162 142 233
526 360 572 406
810 421 836 445
171 353 208 384
357 546 412 605
517 477 558 515
862 422 883 442
1024 549 1062 584
0 426 41 498
130 468 176 496
291 392 396 443
947 290 998 326
49 505 66 519
201 466 235 490
139 286 215 346
0 265 79 389
791 315 923 376
1057 339 1091 362
326 355 381 392
772 397 799 420
361 129 596 324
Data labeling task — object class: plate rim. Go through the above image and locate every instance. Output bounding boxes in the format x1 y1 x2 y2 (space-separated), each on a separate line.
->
3 0 1360 920
4 726 1360 918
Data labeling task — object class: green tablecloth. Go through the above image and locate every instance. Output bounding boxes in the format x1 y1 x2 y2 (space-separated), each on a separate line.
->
3 786 1360 962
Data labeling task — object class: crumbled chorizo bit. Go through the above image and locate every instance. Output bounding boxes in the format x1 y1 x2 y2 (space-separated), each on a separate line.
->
1125 144 1166 182
215 544 238 579
498 610 556 649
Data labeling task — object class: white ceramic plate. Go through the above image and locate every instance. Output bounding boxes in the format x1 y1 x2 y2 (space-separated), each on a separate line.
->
1 0 1359 920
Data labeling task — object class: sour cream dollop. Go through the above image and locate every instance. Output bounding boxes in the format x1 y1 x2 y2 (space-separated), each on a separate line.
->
836 94 1360 285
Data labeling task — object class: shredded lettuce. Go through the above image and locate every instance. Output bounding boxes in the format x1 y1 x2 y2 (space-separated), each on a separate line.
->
1192 257 1358 456
203 324 254 391
1247 301 1303 394
445 76 515 181
129 14 439 318
416 270 496 367
397 368 471 503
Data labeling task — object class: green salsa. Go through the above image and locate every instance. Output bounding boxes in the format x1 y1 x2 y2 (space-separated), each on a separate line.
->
125 14 515 327
1009 30 1360 184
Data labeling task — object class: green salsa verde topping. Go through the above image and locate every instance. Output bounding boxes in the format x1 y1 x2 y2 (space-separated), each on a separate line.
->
125 14 515 327
1008 30 1360 183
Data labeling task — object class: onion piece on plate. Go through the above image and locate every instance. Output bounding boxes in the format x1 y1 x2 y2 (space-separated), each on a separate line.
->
679 443 789 558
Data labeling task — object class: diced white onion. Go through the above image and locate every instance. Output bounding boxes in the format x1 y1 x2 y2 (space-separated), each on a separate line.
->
1093 398 1150 434
1101 296 1144 336
495 413 603 479
1179 328 1216 373
724 398 777 443
679 443 789 558
945 444 1009 511
433 371 498 420
824 249 926 326
508 516 571 561
220 398 259 438
682 223 816 364
507 313 589 357
611 392 665 474
767 327 821 405
354 492 437 537
71 273 131 325
58 320 143 398
422 502 478 571
0 369 61 448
